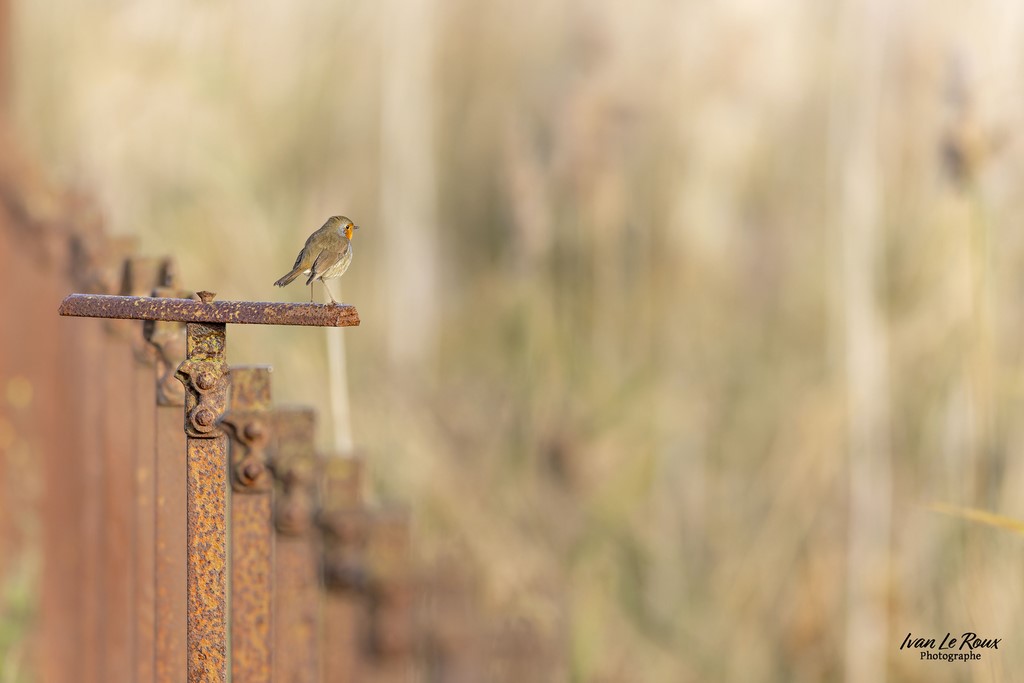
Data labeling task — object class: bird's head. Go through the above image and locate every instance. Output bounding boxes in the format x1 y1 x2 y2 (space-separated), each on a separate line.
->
329 215 359 240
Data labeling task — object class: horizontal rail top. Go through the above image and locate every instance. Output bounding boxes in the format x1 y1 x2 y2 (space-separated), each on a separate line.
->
59 294 359 327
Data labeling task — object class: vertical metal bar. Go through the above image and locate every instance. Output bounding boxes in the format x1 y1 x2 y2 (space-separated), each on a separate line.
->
223 366 275 683
149 300 188 683
41 241 102 683
320 457 368 683
175 314 230 683
272 408 321 683
363 511 414 683
99 262 140 683
125 257 170 683
77 237 137 683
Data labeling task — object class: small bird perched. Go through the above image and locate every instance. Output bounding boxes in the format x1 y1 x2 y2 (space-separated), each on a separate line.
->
274 215 359 304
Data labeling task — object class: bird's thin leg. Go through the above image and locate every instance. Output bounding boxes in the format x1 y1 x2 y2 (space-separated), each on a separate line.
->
309 283 314 302
322 280 339 305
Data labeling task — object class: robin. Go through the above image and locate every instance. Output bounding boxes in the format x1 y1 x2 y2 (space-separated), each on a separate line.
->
274 215 359 304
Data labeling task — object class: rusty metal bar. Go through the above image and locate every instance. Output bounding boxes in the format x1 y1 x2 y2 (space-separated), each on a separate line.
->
149 296 188 683
320 457 369 683
175 320 231 683
126 257 173 683
223 366 275 683
272 408 322 683
66 237 136 683
98 264 142 683
42 253 105 683
59 294 360 327
363 511 414 683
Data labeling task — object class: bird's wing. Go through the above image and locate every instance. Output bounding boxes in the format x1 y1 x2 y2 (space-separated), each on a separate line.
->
305 248 348 285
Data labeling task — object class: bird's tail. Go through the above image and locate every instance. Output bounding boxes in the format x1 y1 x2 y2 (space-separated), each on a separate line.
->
274 267 304 287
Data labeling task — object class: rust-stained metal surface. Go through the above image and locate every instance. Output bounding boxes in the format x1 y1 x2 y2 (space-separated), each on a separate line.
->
148 291 189 683
60 293 360 327
363 511 414 683
133 363 157 683
98 281 138 683
320 458 370 683
175 321 230 683
39 244 107 683
154 388 188 683
223 366 275 683
272 408 321 683
320 458 370 592
127 257 174 683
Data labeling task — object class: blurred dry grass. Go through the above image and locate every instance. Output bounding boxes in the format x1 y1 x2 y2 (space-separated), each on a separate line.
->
9 0 1024 681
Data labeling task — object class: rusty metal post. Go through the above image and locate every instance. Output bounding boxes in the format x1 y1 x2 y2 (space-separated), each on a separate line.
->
88 254 178 683
362 511 414 683
65 237 136 683
223 366 275 683
320 457 370 683
175 300 231 682
149 289 189 683
272 408 322 683
39 231 107 683
100 328 136 683
125 257 174 683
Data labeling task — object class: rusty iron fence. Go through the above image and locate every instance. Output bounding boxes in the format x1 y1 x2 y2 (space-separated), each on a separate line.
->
0 81 419 680
0 208 424 682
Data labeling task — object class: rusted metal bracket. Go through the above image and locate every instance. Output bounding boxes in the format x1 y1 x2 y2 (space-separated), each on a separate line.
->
176 324 230 439
320 457 371 592
222 415 273 493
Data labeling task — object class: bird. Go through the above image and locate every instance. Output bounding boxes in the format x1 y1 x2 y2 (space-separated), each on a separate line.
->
274 216 359 304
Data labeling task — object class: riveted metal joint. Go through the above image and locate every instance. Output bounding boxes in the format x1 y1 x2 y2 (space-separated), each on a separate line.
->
174 320 229 438
271 408 318 536
363 511 414 659
177 359 229 437
222 414 273 493
320 508 371 592
275 465 315 535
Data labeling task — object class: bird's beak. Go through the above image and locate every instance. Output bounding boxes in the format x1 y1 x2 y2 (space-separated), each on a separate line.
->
354 225 360 230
